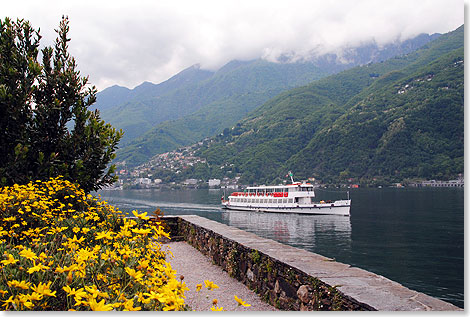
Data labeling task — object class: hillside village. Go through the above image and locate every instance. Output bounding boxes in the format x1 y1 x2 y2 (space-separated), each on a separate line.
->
113 140 242 190
109 137 464 190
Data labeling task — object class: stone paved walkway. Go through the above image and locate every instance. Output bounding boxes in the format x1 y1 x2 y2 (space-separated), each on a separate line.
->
164 241 277 311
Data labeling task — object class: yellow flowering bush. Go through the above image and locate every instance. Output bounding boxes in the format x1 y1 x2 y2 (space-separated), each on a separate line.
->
0 177 188 311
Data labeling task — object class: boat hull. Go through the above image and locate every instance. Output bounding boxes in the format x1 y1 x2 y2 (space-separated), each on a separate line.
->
222 202 350 216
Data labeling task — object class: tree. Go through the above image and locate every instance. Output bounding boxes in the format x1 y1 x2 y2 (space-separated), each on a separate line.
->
0 16 123 192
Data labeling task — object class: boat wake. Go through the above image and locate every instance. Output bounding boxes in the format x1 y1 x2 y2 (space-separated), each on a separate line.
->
98 196 222 212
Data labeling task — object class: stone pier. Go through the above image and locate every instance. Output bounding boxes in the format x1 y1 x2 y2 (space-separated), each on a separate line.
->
161 215 462 311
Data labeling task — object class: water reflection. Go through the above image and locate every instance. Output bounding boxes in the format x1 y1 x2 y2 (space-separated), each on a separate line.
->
222 211 351 251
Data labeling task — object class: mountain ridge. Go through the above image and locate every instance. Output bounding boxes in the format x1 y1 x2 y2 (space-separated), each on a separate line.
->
182 25 464 185
97 31 441 167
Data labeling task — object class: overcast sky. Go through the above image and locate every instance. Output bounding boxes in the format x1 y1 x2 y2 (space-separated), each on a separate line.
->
3 0 464 91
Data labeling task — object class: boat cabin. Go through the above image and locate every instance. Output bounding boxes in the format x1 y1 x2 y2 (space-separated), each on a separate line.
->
228 183 316 206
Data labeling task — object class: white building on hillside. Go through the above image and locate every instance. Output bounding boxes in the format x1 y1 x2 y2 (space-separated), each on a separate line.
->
208 179 221 187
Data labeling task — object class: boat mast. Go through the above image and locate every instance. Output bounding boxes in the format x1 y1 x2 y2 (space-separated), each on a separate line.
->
288 171 295 184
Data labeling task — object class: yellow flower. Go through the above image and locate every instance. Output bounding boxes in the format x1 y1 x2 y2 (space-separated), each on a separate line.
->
31 281 56 297
28 292 43 301
143 291 168 304
138 259 149 269
7 280 31 290
1 254 18 265
27 263 49 274
125 267 144 281
75 247 96 262
95 231 113 240
46 226 68 235
63 286 87 300
0 290 8 297
132 210 149 220
88 298 114 311
19 248 38 261
100 249 117 261
68 234 85 244
97 273 108 283
210 306 224 311
85 285 109 299
27 265 41 274
196 284 202 292
17 294 34 309
204 280 219 291
55 263 78 273
2 296 16 309
234 295 251 307
123 298 141 311
131 228 152 235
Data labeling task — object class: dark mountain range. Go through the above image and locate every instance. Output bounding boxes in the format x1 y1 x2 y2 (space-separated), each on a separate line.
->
94 65 215 144
114 60 331 165
189 25 463 185
94 32 441 168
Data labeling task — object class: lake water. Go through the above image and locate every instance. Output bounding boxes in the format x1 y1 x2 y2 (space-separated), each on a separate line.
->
98 187 464 308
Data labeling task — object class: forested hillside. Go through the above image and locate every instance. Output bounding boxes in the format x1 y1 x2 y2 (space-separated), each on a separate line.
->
94 33 439 167
192 25 463 185
113 60 329 166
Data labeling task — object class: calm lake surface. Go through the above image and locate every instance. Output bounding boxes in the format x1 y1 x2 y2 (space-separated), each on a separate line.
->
98 187 464 308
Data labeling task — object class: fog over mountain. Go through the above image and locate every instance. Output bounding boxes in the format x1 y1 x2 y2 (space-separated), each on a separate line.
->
2 0 463 90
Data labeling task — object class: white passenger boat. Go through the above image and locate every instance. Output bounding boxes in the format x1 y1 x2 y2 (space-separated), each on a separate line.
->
221 174 351 216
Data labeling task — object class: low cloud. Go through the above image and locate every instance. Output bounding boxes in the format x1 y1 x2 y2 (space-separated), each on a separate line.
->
3 0 463 90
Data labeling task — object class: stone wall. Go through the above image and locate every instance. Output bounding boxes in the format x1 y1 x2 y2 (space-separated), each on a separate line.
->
162 216 374 311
